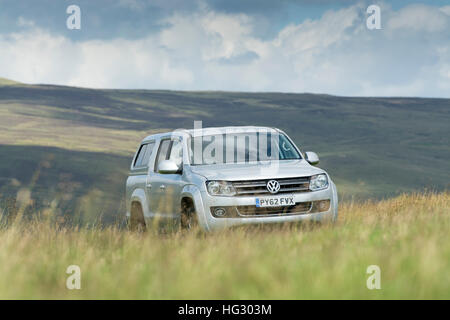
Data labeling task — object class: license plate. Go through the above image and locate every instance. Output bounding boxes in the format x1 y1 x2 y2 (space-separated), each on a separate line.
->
256 195 295 207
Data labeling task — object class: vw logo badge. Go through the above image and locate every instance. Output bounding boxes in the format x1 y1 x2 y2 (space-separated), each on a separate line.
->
266 180 280 194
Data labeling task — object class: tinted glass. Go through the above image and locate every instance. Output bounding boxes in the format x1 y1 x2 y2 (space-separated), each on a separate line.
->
140 142 154 168
134 144 148 167
134 142 155 168
155 139 171 171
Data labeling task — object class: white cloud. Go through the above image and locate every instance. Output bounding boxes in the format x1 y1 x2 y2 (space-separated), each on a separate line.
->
0 3 449 97
387 4 449 32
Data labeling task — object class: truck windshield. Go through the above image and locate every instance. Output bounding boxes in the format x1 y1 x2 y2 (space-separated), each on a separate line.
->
189 132 302 165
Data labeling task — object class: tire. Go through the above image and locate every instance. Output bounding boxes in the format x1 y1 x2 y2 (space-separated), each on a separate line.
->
129 202 146 232
180 200 198 230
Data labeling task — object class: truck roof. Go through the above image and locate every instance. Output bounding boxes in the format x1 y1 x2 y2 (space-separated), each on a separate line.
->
142 126 280 142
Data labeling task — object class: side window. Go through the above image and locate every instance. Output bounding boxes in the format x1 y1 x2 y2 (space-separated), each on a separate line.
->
169 140 183 167
134 142 155 168
134 144 148 167
155 139 171 171
140 142 155 167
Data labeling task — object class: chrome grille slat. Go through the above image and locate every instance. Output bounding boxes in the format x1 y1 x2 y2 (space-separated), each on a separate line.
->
278 186 309 192
233 183 267 188
235 189 260 194
279 180 309 186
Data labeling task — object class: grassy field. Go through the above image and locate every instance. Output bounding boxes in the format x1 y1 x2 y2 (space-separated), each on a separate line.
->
0 192 448 299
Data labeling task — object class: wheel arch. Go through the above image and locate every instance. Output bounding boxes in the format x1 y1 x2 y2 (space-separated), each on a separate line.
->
128 188 150 218
181 184 210 231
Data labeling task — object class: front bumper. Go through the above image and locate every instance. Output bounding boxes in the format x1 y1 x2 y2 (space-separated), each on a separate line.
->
196 183 338 231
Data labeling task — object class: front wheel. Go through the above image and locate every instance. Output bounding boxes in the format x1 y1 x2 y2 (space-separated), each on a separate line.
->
129 202 147 232
180 200 198 230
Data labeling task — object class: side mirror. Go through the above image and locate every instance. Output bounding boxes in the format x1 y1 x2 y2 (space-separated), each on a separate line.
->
158 160 181 174
305 151 319 165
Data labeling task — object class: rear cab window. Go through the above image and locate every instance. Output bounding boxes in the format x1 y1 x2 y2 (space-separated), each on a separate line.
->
133 141 155 169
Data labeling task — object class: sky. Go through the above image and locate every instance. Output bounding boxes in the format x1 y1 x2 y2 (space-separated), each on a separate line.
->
0 0 449 97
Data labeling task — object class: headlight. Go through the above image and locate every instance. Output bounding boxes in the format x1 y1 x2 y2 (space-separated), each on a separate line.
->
206 181 236 196
309 174 328 191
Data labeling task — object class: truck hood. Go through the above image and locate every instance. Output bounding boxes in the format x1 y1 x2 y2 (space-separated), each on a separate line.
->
190 160 325 181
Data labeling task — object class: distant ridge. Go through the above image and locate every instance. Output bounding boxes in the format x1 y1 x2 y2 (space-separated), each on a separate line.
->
0 77 22 86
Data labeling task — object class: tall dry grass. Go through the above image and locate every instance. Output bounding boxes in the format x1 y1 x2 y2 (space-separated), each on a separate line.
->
0 192 448 299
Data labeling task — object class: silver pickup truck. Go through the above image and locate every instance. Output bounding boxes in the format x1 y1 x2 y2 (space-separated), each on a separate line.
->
126 126 338 231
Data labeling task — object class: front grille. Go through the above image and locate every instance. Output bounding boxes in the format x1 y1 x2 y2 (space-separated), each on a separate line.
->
236 201 312 217
232 177 310 196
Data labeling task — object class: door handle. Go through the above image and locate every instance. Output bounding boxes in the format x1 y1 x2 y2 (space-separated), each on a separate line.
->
146 183 152 189
160 185 166 190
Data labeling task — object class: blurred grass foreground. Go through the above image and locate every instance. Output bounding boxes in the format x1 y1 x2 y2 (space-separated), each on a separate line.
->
0 192 448 299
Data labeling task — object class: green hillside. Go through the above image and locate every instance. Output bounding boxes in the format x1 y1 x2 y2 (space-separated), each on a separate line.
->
0 77 22 86
0 82 448 224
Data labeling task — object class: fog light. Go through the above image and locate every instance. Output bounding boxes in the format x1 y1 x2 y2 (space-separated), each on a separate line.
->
311 200 331 213
318 200 330 212
214 207 227 217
